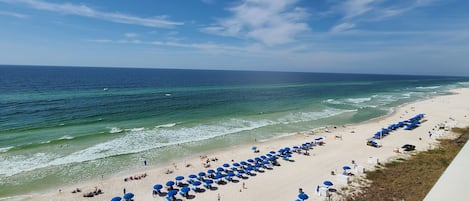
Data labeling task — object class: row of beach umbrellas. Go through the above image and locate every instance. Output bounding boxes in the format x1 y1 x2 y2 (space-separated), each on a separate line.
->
371 113 424 139
112 141 317 201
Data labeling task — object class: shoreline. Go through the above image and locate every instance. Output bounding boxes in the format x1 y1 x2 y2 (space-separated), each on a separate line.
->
8 87 469 201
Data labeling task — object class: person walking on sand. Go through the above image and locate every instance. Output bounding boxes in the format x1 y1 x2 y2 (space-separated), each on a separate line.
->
123 188 126 194
217 193 221 201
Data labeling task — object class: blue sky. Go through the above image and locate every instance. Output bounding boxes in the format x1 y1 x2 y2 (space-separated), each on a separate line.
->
1 0 468 76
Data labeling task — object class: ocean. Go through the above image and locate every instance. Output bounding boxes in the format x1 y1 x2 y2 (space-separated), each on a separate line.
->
1 65 468 198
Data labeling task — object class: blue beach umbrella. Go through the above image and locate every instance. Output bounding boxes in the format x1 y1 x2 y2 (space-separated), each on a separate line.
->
269 151 276 154
223 163 230 168
111 196 122 201
240 161 248 165
192 181 202 186
153 184 163 190
266 153 272 157
205 179 213 184
343 166 351 170
247 159 255 163
227 172 235 177
323 181 333 187
216 167 224 172
260 155 267 160
237 169 245 174
207 169 216 174
181 186 190 193
233 162 240 167
198 172 206 177
188 174 197 179
175 176 184 181
167 189 178 197
252 146 257 150
166 180 175 187
298 193 309 200
123 193 134 200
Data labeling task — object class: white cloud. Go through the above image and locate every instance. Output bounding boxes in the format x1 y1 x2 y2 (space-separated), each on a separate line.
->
339 0 377 19
330 0 437 33
0 10 29 18
201 0 310 46
330 23 356 33
1 0 183 28
124 33 139 38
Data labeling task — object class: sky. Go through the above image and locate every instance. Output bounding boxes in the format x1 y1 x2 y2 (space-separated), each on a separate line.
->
0 0 469 76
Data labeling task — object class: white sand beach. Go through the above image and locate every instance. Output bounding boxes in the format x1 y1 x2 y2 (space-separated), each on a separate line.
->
16 88 469 201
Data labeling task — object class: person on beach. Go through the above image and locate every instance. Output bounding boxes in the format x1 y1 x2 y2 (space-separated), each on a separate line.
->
123 188 126 194
144 160 147 166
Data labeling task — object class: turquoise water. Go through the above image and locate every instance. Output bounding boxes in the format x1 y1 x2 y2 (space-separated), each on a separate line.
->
1 65 468 198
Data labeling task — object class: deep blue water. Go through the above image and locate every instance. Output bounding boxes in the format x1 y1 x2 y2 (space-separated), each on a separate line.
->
0 65 468 197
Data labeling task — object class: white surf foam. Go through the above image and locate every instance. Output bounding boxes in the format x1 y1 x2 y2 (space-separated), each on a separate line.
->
416 86 441 90
58 135 74 140
0 146 13 153
109 127 123 134
155 123 177 128
345 97 372 104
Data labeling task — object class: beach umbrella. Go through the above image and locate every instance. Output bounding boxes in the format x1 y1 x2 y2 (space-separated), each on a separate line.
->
205 179 213 184
153 184 163 190
266 153 272 157
323 181 333 187
343 166 351 170
214 173 223 179
216 167 224 172
223 163 230 168
315 137 323 141
123 193 134 200
227 172 235 177
166 180 175 187
198 172 206 177
181 186 190 193
111 197 122 201
255 157 262 162
260 155 267 160
293 146 299 149
192 181 202 186
175 176 184 181
251 146 257 151
247 159 255 163
237 169 245 174
167 189 178 197
240 161 248 166
207 169 216 174
233 162 240 167
298 193 309 200
188 174 197 179
269 151 276 154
